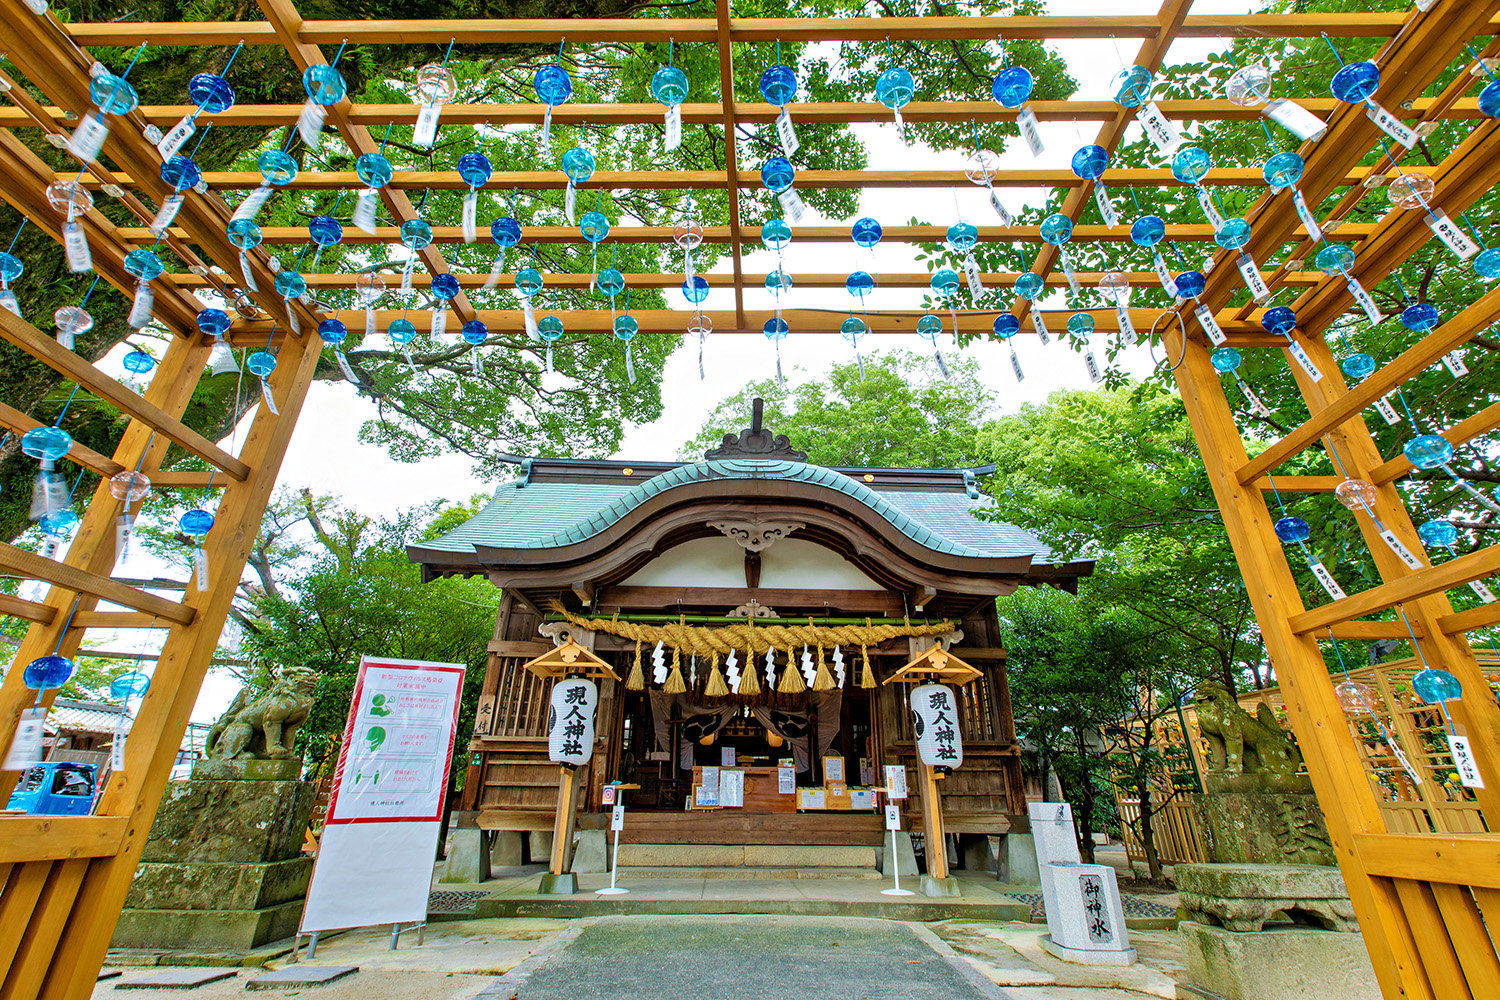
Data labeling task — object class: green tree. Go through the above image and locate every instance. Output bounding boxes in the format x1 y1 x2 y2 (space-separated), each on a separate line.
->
978 384 1263 691
682 350 994 467
238 496 498 791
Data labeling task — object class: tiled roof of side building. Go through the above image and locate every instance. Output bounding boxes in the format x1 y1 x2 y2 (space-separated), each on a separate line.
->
418 457 1057 564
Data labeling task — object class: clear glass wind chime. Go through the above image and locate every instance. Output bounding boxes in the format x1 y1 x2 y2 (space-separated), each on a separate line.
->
674 205 709 376
413 45 458 150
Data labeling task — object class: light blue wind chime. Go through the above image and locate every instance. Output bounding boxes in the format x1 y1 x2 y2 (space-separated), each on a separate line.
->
652 40 688 152
761 216 792 380
875 40 914 141
534 42 574 158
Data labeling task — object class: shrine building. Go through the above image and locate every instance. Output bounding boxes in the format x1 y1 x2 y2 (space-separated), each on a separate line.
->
409 403 1092 861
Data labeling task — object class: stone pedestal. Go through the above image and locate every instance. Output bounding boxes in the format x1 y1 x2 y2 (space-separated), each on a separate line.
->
113 759 315 953
490 831 525 868
919 875 961 897
880 832 919 878
1178 922 1379 1000
1189 777 1334 866
958 834 993 873
1175 863 1378 1000
438 827 491 883
571 829 609 873
998 833 1040 885
537 872 577 895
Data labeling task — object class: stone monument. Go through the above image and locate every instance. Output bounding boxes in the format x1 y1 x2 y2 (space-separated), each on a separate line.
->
113 668 319 954
1175 864 1380 1000
1030 802 1137 965
1176 685 1375 1000
1188 683 1333 865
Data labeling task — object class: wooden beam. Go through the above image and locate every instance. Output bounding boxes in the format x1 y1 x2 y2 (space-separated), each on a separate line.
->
1372 401 1500 486
52 164 1446 194
130 221 1363 247
1438 602 1500 636
1237 286 1500 485
0 817 128 864
0 310 250 481
1251 475 1343 493
68 611 170 629
713 0 747 327
1328 620 1422 641
1288 544 1500 635
0 593 56 624
0 543 194 626
10 98 1480 132
58 12 1483 47
182 268 1319 292
316 305 1261 340
0 402 122 480
1355 833 1500 890
594 585 905 615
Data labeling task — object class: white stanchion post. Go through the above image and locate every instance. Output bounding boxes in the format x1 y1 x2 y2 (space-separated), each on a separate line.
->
881 800 914 896
597 792 630 896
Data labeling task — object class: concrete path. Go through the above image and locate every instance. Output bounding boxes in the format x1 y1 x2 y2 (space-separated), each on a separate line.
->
501 915 1007 1000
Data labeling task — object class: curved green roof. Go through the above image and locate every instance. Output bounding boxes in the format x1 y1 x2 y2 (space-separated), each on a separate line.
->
524 458 992 557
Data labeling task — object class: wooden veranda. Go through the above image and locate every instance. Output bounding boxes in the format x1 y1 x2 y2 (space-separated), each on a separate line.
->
0 2 1497 998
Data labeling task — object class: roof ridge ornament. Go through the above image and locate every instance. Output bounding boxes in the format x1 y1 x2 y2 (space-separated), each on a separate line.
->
704 397 808 461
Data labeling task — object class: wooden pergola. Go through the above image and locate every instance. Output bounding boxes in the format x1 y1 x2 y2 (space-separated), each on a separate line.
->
0 1 1497 997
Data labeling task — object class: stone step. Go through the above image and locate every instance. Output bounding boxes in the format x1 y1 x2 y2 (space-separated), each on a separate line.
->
614 843 878 869
618 866 883 880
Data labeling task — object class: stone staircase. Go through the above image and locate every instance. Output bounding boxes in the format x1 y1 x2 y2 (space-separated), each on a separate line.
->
615 842 882 879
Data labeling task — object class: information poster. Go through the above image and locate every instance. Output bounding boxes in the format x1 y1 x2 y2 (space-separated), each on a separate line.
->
300 656 465 934
720 769 745 807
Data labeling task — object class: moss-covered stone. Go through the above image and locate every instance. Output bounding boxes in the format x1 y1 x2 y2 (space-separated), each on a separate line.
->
125 858 313 912
1189 790 1333 866
111 902 304 953
140 778 314 865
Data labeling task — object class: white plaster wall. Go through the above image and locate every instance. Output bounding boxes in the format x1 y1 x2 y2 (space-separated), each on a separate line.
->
619 536 883 590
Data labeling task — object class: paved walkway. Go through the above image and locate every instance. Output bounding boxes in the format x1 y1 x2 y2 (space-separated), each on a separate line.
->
98 915 1186 1000
503 915 1004 1000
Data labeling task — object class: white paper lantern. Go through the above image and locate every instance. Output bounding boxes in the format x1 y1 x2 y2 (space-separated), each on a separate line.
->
548 678 598 767
911 682 963 770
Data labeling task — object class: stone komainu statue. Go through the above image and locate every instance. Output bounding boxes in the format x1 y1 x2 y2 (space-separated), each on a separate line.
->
205 667 319 760
1193 682 1302 777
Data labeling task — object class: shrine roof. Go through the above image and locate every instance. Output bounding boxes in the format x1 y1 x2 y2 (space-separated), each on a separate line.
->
414 456 1059 565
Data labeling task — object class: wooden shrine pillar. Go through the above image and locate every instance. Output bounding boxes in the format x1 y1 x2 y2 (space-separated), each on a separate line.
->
548 765 583 876
920 764 949 880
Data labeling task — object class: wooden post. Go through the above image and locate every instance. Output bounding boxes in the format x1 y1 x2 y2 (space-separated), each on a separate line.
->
549 765 582 876
921 764 948 880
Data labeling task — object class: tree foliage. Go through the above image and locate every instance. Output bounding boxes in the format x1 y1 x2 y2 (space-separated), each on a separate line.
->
237 497 497 780
682 350 994 467
979 384 1263 690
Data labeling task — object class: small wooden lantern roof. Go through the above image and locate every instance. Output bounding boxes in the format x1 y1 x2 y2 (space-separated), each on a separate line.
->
882 644 982 686
521 638 621 681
